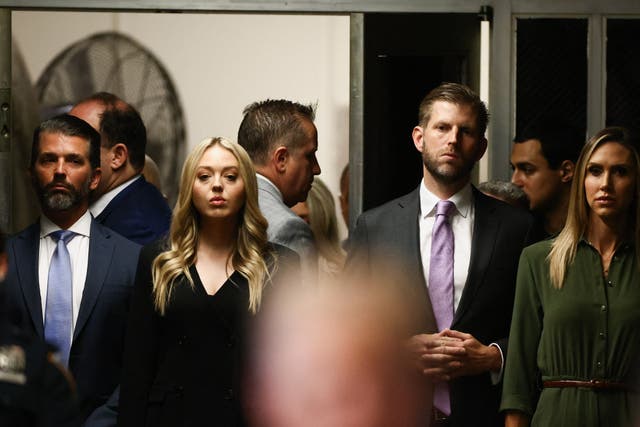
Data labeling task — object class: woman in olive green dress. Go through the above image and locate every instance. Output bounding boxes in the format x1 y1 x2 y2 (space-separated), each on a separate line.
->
501 127 640 427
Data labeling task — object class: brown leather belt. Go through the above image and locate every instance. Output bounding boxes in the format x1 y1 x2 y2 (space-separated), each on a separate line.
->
543 380 632 391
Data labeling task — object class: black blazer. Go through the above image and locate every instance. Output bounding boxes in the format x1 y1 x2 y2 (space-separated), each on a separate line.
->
348 186 535 427
95 176 171 246
119 240 297 427
4 220 141 422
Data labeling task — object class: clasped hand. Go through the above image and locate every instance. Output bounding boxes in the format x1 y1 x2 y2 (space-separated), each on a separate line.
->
406 329 500 382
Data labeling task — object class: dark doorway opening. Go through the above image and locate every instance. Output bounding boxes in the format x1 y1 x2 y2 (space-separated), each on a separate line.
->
363 13 480 211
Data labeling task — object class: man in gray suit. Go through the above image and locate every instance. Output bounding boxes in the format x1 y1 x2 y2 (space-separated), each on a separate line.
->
238 99 321 274
348 83 534 426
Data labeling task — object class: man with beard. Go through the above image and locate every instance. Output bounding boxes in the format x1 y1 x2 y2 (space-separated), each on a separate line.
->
3 114 140 425
348 83 534 427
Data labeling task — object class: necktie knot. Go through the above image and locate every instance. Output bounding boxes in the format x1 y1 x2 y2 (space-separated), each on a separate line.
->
436 200 455 218
49 230 76 245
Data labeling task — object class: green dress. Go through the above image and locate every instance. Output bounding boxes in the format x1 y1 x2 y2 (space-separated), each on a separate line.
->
500 239 640 427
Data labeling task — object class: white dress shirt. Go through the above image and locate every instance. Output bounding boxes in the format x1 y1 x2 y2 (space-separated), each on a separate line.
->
38 210 92 330
419 181 474 312
418 181 504 379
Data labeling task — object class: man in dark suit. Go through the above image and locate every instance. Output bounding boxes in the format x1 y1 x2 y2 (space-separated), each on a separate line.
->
348 83 534 427
4 114 141 424
70 92 171 245
1 227 81 427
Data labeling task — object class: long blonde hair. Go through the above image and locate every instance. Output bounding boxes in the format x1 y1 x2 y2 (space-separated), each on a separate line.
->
306 178 345 268
152 137 272 314
548 127 640 288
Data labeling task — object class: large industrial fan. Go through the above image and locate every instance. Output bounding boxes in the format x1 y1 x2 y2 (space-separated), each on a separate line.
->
35 31 185 203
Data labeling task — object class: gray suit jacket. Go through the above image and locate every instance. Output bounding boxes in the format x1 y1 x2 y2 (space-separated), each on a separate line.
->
348 185 535 427
257 175 317 276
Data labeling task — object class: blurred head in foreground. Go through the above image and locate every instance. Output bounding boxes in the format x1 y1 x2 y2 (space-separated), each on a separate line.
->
245 267 430 427
478 179 529 209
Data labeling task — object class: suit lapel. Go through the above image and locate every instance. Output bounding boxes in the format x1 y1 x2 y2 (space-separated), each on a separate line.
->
396 189 424 286
14 224 45 338
453 189 498 326
74 220 113 340
396 188 438 334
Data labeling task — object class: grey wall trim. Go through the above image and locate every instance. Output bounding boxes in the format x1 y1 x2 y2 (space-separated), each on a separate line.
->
490 1 513 181
0 9 10 232
348 12 363 230
587 14 605 137
510 0 640 14
0 0 488 13
3 0 639 14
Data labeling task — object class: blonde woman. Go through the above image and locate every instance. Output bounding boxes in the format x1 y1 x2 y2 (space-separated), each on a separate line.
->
501 127 640 427
291 178 345 276
119 137 296 427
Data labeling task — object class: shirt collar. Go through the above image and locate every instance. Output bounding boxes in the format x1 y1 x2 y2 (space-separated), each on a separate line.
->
419 180 473 219
578 235 634 251
40 210 92 238
90 174 141 217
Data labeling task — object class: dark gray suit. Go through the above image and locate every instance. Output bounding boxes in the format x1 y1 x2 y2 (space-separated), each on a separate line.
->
4 219 141 424
348 185 535 427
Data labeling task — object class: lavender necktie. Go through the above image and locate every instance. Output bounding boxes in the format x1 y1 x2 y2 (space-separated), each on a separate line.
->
428 200 455 415
44 229 76 367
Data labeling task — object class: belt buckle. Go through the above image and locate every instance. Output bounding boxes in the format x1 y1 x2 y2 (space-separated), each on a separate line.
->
433 408 449 421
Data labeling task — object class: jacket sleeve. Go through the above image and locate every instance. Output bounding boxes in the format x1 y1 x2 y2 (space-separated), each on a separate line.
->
344 212 371 272
118 244 162 426
500 248 544 416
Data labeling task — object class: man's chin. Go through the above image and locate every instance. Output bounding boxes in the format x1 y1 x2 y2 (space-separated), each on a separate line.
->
43 193 76 211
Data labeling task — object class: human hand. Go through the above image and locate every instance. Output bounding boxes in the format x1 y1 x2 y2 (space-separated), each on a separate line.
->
406 331 465 381
436 329 501 378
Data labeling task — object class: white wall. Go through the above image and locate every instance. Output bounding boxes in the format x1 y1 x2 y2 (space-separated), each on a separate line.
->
12 11 350 236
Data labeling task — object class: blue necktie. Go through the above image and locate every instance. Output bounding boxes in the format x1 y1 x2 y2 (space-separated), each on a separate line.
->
44 229 76 367
428 200 455 415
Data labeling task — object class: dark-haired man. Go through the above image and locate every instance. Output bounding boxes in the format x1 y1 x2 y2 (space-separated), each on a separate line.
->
238 99 321 275
349 83 534 426
511 118 584 236
4 114 140 424
70 93 171 245
1 227 81 427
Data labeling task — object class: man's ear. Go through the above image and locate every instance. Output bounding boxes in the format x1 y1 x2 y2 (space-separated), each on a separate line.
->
109 143 129 170
559 160 575 183
412 126 425 153
475 137 488 161
273 146 289 174
90 167 102 191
